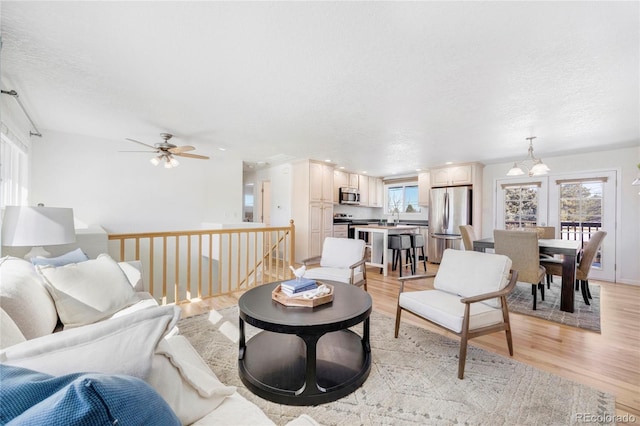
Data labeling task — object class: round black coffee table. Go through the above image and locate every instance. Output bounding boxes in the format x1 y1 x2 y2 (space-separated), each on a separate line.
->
237 280 372 406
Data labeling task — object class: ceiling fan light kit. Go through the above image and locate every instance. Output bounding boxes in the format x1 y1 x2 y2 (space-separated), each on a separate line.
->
123 133 209 168
506 136 550 177
165 156 179 168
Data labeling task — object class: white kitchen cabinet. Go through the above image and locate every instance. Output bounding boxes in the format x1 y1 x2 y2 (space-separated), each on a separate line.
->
349 173 359 189
310 161 333 203
430 164 473 187
333 169 382 208
359 174 369 206
292 160 334 262
368 176 383 207
418 172 430 206
333 224 348 238
309 203 333 256
333 170 348 203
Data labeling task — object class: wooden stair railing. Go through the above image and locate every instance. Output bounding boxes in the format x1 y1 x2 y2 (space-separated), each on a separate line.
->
108 221 295 305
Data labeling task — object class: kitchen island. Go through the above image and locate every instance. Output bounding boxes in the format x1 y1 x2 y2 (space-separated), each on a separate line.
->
352 224 418 276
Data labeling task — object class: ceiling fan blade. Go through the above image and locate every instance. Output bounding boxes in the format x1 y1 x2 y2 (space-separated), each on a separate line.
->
125 138 157 149
169 145 195 154
174 152 210 160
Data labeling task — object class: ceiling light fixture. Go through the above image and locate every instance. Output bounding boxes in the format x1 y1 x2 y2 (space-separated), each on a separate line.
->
163 156 179 168
507 136 550 177
149 152 180 168
150 155 162 166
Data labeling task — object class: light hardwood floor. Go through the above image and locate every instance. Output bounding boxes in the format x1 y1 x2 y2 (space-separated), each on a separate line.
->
181 263 640 419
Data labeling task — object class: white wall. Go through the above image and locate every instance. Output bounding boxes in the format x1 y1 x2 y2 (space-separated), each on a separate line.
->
481 145 640 285
30 130 243 233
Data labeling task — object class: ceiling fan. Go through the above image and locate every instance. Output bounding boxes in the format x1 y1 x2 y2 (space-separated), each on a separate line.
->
123 133 209 168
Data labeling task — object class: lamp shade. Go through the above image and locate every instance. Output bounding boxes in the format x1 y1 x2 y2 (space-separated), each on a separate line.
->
1 206 76 247
506 163 525 176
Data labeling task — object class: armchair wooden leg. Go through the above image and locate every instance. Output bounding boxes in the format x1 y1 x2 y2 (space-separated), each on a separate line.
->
458 333 469 380
458 306 471 379
532 285 538 310
394 306 402 338
501 299 514 356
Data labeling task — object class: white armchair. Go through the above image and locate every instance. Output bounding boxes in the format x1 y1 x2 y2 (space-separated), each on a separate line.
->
394 249 517 379
302 237 368 291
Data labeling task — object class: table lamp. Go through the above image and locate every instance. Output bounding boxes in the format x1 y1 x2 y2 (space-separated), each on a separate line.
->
1 205 76 259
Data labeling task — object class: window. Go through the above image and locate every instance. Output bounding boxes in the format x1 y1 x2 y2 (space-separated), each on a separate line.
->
386 184 421 214
502 183 540 229
557 179 605 267
0 123 29 208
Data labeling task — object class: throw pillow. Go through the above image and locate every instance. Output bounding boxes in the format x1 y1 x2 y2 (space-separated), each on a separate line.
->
0 364 180 425
0 305 181 380
117 260 145 292
0 256 58 339
148 335 236 425
37 253 140 328
0 307 26 349
30 248 89 267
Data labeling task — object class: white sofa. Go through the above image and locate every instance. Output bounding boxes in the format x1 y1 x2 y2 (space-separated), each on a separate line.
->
0 254 317 426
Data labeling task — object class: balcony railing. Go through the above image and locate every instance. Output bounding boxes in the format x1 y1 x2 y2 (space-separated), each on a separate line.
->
505 220 603 266
107 221 296 305
505 220 602 244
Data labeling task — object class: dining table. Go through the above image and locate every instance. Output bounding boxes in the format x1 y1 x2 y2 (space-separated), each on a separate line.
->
352 224 418 277
473 237 581 313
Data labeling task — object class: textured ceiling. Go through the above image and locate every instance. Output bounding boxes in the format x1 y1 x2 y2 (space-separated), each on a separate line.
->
1 1 638 176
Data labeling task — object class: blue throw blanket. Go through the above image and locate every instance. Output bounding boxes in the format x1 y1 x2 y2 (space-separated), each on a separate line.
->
0 364 180 425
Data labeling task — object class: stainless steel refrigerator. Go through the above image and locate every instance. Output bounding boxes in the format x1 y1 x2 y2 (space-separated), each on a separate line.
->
427 186 472 263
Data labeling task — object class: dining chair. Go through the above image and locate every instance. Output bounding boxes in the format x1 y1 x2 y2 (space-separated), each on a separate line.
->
459 225 477 251
394 249 517 379
302 237 368 291
526 226 556 288
537 226 556 239
521 225 555 241
493 230 547 310
540 231 607 305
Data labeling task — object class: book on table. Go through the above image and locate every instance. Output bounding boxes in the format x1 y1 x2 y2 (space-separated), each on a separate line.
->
280 277 317 295
280 287 320 298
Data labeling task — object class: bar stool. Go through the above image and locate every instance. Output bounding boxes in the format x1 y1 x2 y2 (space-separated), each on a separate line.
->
409 233 427 273
388 234 413 277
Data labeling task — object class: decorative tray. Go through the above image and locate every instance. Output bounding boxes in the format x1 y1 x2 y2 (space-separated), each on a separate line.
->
272 282 334 307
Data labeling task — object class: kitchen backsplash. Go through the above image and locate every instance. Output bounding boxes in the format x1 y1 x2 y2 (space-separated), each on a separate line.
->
334 204 429 221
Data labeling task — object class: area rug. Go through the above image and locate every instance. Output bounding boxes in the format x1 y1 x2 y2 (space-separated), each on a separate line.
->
506 281 601 332
178 306 614 426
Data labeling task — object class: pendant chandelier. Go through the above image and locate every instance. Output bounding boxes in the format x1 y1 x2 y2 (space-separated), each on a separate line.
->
506 136 550 177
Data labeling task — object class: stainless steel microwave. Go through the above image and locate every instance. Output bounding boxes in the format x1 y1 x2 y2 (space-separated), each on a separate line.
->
339 187 360 205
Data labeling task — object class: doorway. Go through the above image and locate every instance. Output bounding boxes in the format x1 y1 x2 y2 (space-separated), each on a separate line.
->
548 170 617 282
260 180 271 225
